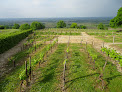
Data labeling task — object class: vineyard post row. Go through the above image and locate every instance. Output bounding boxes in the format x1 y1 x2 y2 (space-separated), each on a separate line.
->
19 37 58 92
63 34 70 91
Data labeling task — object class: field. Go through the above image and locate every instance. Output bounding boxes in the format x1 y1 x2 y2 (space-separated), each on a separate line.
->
0 28 122 92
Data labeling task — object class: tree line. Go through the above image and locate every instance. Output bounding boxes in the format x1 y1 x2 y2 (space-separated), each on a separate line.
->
0 21 45 30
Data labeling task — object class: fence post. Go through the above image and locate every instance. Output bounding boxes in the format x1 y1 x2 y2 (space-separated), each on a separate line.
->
29 57 31 81
25 61 27 77
13 60 15 67
113 36 115 44
35 42 36 51
86 42 87 50
103 42 104 47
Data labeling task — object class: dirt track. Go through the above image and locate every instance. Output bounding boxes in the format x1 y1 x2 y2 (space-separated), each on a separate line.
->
0 38 27 76
57 32 122 54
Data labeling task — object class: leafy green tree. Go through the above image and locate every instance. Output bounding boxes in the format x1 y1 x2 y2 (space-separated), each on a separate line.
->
19 23 30 30
31 21 45 30
13 23 20 29
79 25 86 29
109 7 122 28
4 25 9 29
98 23 105 30
0 25 5 29
57 20 66 28
70 23 77 28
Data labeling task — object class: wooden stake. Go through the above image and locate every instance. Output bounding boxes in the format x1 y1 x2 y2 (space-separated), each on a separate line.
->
86 42 87 50
113 36 115 44
35 42 36 51
25 61 27 77
29 57 31 81
103 42 104 47
13 60 15 67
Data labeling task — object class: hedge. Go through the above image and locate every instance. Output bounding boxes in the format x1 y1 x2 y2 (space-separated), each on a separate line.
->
0 29 32 54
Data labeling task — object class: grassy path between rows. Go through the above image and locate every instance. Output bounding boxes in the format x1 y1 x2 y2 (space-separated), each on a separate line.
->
65 44 122 92
29 44 67 92
29 43 121 92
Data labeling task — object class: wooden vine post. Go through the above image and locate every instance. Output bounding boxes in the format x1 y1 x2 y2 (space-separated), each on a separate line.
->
39 60 41 68
113 36 115 44
29 57 31 81
35 41 36 51
86 42 87 51
25 61 28 86
25 61 27 77
81 40 82 45
63 60 66 91
103 42 104 47
13 60 15 67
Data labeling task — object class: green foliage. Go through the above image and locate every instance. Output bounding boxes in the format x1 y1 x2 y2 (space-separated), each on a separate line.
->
0 29 32 54
12 23 20 29
66 47 69 53
57 20 66 28
0 25 5 29
19 23 30 30
70 23 77 28
30 21 45 30
19 38 58 80
101 47 122 66
87 48 97 60
77 25 87 29
97 23 105 30
4 25 9 29
109 7 122 28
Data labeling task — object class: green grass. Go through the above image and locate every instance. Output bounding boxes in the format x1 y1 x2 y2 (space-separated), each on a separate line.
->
87 32 122 43
96 35 122 43
30 44 67 92
65 44 97 92
1 43 121 92
65 44 122 92
29 43 122 92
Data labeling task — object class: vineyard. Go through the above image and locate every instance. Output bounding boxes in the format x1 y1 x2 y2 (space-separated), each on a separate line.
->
0 28 122 92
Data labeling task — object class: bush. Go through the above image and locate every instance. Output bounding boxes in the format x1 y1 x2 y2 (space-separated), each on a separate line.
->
0 25 5 29
20 23 30 30
13 23 20 29
98 23 105 30
70 23 77 28
57 20 66 28
31 21 45 30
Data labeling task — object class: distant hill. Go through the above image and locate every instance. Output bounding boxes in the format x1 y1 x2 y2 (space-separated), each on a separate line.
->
0 17 113 28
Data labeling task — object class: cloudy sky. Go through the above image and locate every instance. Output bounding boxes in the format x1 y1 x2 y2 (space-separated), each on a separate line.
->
0 0 121 18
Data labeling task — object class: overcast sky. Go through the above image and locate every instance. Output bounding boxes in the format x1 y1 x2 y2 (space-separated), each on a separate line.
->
0 0 121 18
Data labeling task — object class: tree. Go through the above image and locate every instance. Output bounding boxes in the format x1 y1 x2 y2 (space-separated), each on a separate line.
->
19 23 30 30
98 23 105 30
4 25 9 29
70 23 77 28
79 25 86 29
0 25 5 29
109 7 122 28
13 23 20 29
57 20 66 28
30 21 45 30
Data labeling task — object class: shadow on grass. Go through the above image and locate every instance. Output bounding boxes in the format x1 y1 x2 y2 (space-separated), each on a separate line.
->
104 75 122 88
65 73 100 90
